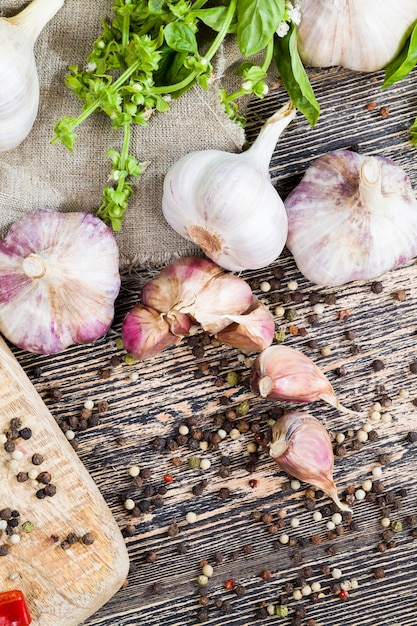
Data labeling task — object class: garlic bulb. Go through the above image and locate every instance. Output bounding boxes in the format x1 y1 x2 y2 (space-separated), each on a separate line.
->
250 344 352 413
284 150 417 287
0 209 120 354
162 102 296 272
270 411 351 512
297 0 417 72
0 0 64 152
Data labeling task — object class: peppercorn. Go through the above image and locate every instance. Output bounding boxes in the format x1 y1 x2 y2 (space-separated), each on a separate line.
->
234 584 246 597
82 533 95 545
407 431 417 443
219 487 230 499
374 567 385 579
371 359 385 372
31 453 44 466
0 545 9 556
371 281 383 294
260 569 272 580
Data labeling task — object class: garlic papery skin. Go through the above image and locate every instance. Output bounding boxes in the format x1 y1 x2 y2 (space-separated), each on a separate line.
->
284 150 417 287
0 0 64 152
215 301 275 352
297 0 417 72
270 411 352 512
0 209 120 355
121 304 181 360
162 102 296 272
250 345 347 412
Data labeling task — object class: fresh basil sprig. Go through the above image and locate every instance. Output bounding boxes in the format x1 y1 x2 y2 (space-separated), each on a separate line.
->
383 20 417 145
52 0 318 231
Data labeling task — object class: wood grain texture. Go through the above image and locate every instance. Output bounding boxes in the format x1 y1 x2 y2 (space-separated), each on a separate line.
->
2 65 417 626
0 338 130 625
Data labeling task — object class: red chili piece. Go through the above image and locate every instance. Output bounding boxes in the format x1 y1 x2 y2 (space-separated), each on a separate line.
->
163 474 174 483
254 433 264 444
339 589 349 601
224 579 235 590
0 590 32 626
248 479 258 489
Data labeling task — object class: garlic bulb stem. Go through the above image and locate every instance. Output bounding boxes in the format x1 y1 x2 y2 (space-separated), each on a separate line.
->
244 101 296 172
22 253 46 278
359 158 381 206
6 0 64 45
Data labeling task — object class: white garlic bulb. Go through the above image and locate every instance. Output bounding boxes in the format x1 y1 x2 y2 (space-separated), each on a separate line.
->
162 102 296 272
297 0 417 72
0 209 120 354
0 0 64 152
284 150 417 287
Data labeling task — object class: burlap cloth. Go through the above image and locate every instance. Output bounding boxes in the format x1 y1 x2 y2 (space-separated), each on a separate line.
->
0 1 275 269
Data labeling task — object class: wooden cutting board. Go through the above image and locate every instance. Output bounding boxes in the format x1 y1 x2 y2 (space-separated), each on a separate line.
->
0 337 129 626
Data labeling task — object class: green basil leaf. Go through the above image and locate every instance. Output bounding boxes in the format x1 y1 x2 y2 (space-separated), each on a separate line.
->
383 20 417 88
273 26 320 127
164 22 198 53
193 7 237 33
237 0 285 57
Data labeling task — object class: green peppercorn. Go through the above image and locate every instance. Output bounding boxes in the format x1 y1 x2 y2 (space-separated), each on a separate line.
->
391 520 403 532
226 371 240 386
284 308 297 321
237 400 250 416
274 330 286 343
188 456 201 469
275 605 288 617
21 521 35 533
124 354 136 365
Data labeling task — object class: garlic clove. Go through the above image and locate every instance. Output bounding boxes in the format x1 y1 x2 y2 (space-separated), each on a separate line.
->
0 0 64 152
215 300 275 351
190 273 254 335
297 0 417 72
162 102 296 272
270 411 351 512
0 209 120 354
141 257 223 315
121 304 181 360
285 150 417 287
250 344 352 413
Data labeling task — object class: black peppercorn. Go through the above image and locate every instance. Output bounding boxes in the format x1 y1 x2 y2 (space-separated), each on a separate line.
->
371 359 385 372
19 427 32 440
82 532 95 545
44 484 57 497
31 453 44 465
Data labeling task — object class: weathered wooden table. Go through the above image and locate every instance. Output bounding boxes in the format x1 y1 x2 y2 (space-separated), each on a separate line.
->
5 66 417 625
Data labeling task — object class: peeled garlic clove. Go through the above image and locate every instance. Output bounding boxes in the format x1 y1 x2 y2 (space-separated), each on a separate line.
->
162 102 296 272
297 0 417 72
0 209 120 354
270 411 351 512
285 150 417 287
121 304 181 360
250 345 349 412
215 301 275 351
0 0 64 152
